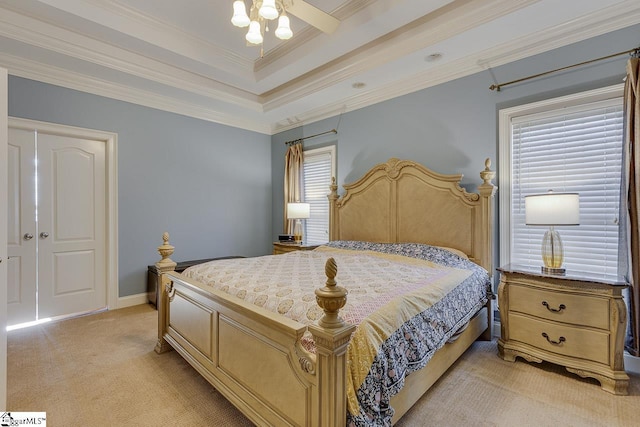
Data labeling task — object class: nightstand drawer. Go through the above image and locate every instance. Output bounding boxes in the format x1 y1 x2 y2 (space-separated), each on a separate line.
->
509 313 610 365
509 284 609 330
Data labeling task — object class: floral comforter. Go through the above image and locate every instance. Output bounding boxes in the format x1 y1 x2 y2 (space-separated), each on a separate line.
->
182 241 491 426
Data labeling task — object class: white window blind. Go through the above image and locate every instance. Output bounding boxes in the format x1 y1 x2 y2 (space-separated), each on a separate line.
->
510 98 623 276
303 146 335 244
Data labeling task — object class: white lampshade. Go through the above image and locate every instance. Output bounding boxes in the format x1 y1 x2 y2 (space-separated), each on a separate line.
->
231 1 250 27
259 0 278 20
525 192 580 226
245 20 263 45
525 191 579 275
275 15 292 40
287 202 310 219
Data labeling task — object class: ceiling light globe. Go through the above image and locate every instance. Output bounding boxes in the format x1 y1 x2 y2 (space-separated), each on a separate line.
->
245 20 263 45
231 1 250 27
275 15 292 40
259 0 279 20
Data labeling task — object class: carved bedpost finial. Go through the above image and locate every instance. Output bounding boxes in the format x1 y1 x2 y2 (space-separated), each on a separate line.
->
480 158 495 186
315 258 347 328
478 158 497 200
156 232 177 271
328 178 339 241
325 257 338 285
329 177 338 199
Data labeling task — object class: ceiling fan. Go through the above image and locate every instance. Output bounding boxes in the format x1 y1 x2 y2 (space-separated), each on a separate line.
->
232 0 340 46
283 0 340 34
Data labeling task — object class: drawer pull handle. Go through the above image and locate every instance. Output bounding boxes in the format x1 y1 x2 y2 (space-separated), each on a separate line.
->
542 332 566 345
542 301 566 313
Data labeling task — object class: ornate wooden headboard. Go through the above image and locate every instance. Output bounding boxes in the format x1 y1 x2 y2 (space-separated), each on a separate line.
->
328 158 497 273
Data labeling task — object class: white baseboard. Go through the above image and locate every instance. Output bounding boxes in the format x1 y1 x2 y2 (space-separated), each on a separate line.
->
494 321 640 375
116 292 148 309
625 353 640 375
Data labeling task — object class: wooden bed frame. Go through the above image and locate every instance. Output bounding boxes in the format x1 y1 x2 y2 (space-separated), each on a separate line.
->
154 158 497 426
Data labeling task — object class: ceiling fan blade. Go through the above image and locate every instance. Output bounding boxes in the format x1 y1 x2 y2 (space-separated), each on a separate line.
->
285 0 340 34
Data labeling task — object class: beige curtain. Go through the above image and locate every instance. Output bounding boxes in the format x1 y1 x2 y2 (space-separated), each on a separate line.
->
621 57 639 357
283 143 304 234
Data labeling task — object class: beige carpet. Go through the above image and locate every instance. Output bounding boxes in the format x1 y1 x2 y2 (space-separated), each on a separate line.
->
6 304 639 426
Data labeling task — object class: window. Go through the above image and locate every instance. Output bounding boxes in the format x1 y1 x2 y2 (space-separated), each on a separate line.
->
499 85 624 276
303 145 336 244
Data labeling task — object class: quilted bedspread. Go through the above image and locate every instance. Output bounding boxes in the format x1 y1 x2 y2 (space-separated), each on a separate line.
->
182 242 491 426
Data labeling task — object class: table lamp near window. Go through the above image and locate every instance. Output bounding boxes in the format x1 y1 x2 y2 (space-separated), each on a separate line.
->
287 202 310 243
525 191 580 275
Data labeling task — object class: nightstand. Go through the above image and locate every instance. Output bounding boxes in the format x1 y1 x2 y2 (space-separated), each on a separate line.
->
272 241 320 254
497 264 629 395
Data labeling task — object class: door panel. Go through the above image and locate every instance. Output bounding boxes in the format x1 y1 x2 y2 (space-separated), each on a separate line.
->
52 148 96 241
53 250 95 294
37 133 106 318
7 128 36 325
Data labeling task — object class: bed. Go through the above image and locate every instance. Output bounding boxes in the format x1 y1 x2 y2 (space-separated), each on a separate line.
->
154 157 497 426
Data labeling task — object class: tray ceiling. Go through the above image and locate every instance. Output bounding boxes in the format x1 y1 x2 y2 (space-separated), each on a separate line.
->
0 0 638 134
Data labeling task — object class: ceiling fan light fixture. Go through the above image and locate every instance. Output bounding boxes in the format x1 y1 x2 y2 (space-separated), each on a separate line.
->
246 20 264 45
233 0 337 48
231 1 250 27
259 0 279 20
275 15 293 40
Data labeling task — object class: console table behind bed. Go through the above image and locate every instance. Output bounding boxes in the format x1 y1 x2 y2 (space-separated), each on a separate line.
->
154 158 496 426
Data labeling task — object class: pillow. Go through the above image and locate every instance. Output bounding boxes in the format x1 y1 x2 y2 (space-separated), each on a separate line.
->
324 241 469 261
436 246 469 259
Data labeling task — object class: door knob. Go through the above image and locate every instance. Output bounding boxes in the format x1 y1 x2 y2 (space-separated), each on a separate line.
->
24 233 34 240
40 232 50 239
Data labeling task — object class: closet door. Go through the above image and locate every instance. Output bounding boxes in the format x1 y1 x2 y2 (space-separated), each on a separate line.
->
37 133 107 318
7 128 37 325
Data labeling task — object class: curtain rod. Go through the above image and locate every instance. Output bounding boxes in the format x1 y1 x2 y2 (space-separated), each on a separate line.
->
489 47 640 91
285 129 337 146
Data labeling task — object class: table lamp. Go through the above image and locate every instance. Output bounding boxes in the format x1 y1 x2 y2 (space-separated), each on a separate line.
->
287 202 310 243
525 191 580 275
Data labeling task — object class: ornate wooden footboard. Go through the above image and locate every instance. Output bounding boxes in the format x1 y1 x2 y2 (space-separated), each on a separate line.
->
155 158 497 426
155 234 490 426
155 235 356 426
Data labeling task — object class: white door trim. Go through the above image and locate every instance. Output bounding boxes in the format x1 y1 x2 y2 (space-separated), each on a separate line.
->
8 117 118 309
1 66 9 412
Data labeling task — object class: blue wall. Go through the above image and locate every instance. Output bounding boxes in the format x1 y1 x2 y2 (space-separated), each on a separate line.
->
8 77 272 297
6 24 639 298
272 24 640 274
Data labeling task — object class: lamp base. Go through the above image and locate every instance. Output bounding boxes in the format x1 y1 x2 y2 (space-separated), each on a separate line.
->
540 227 565 276
293 219 303 243
541 266 566 275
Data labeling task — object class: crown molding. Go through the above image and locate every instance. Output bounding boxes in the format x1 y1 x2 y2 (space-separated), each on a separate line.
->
271 1 640 133
262 0 538 112
1 1 638 136
30 0 254 72
0 7 262 112
1 53 271 134
255 0 375 74
271 55 481 134
476 0 640 69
